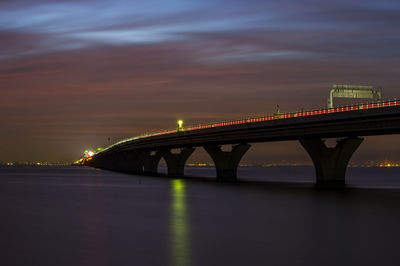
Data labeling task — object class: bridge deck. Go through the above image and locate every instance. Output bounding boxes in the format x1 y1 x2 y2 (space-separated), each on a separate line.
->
98 99 400 154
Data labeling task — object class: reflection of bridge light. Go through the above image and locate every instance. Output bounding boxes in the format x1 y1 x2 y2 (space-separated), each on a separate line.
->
170 179 191 266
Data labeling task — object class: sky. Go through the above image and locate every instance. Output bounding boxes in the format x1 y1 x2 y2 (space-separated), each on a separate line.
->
1 0 400 164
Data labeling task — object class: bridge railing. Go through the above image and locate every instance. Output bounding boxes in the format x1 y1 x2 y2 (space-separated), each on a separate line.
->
183 99 399 131
95 99 399 155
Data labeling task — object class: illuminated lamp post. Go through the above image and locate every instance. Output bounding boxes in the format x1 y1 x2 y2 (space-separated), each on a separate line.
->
177 120 184 132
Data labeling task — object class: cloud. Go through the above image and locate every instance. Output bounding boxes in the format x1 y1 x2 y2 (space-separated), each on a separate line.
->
0 0 400 161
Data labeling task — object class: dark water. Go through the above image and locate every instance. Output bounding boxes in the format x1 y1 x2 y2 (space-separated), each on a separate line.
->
1 166 400 266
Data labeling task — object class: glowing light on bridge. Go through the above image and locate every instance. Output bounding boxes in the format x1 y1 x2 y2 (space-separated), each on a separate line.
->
177 120 184 132
95 99 400 154
83 150 95 158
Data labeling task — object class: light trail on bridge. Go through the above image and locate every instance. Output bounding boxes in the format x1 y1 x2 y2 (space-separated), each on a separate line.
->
83 98 400 184
97 99 400 154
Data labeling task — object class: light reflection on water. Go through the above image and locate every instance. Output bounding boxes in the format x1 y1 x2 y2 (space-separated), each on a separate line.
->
170 179 191 266
1 166 400 266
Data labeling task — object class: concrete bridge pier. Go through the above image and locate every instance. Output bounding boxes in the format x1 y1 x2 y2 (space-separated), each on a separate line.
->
85 158 95 167
299 137 363 186
163 147 195 177
204 144 251 181
91 154 115 170
104 153 123 171
137 150 163 175
103 155 123 171
114 152 143 174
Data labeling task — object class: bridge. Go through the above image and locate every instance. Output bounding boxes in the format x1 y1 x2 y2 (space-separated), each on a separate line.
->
84 99 400 185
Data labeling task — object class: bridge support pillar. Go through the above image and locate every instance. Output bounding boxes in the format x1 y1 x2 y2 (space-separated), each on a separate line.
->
114 152 143 174
95 157 110 169
92 155 117 171
299 137 363 186
106 154 122 171
104 154 124 171
137 151 163 176
204 144 251 181
163 148 195 177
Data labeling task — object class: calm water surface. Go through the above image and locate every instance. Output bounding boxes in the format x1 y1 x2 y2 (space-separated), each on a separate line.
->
0 166 400 266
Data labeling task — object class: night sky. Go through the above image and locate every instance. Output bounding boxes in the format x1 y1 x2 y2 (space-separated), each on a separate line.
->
1 0 400 163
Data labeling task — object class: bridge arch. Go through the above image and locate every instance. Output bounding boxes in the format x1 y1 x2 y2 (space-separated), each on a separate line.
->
162 147 196 177
157 157 168 175
203 143 251 181
299 137 363 185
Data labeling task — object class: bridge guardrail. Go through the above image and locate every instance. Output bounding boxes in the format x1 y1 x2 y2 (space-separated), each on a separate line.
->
93 99 400 155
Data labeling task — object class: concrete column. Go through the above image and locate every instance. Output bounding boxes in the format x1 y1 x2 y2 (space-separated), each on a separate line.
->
137 150 163 176
87 154 114 170
204 144 251 181
299 137 363 185
100 156 113 170
113 152 143 174
84 157 94 167
163 148 195 177
102 154 120 171
88 154 112 170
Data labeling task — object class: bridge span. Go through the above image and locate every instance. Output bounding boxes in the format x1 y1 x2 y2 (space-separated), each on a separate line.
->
85 99 400 185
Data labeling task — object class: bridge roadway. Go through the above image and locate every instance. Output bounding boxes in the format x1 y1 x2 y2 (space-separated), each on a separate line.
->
86 100 400 185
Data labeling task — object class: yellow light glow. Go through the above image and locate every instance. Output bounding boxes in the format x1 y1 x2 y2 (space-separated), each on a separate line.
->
170 179 190 266
177 120 183 128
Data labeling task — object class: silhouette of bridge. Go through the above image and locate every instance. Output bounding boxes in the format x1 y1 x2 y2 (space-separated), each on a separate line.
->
85 99 400 185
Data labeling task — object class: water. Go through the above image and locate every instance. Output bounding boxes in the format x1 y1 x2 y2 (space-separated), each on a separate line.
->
0 166 400 266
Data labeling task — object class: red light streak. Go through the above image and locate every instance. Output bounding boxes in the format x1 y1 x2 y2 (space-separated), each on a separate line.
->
98 99 400 153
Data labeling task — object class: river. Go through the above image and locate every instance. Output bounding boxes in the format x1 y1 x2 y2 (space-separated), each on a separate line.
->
0 166 399 266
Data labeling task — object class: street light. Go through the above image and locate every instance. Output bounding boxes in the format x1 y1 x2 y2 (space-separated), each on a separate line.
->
177 120 184 132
